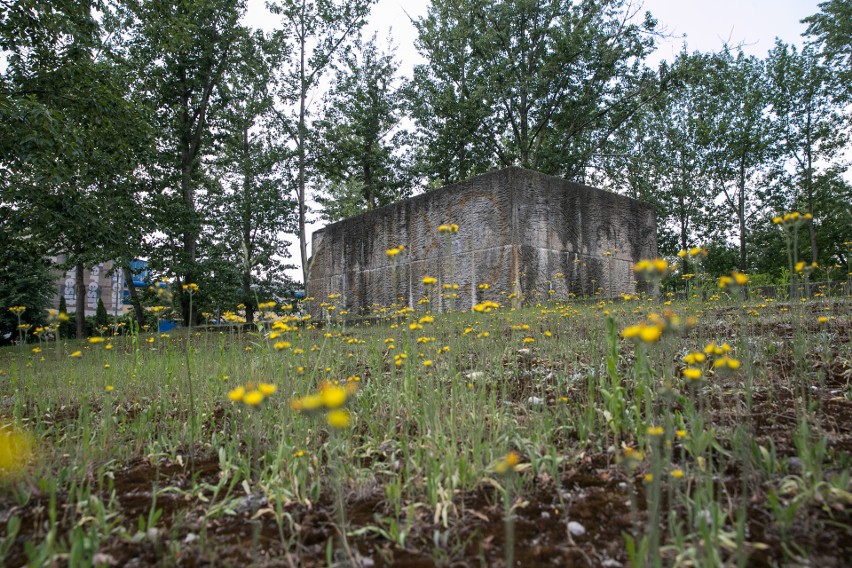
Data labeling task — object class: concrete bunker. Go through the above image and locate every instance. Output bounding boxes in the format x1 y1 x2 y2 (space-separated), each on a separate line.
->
306 167 657 317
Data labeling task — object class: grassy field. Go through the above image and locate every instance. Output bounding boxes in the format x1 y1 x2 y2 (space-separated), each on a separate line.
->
1 279 851 567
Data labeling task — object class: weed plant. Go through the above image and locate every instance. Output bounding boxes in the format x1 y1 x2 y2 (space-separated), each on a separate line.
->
1 235 851 566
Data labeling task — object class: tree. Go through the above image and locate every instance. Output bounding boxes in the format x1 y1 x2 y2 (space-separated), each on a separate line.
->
213 27 298 323
408 0 496 185
126 0 246 325
269 0 376 286
766 41 848 263
95 298 108 328
0 229 54 345
699 49 775 271
1 0 152 337
803 0 852 99
314 34 412 221
409 0 660 185
609 53 717 265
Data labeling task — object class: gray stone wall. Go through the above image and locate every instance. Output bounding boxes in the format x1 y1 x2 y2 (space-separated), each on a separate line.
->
306 167 657 317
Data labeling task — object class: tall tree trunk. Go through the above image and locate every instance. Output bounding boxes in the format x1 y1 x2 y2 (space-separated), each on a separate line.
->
242 270 255 324
364 158 375 209
297 6 309 289
678 183 689 274
738 158 747 271
75 263 86 338
181 147 198 326
123 265 146 327
806 116 818 264
519 88 529 168
242 126 255 324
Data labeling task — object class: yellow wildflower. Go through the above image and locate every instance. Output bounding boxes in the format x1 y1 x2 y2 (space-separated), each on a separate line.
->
682 367 702 380
242 390 264 406
0 425 33 479
639 325 662 343
320 385 347 408
495 451 521 475
327 409 352 429
683 352 706 365
713 355 741 370
646 426 664 437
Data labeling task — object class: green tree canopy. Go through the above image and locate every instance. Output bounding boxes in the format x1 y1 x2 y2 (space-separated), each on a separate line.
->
409 0 660 185
314 34 412 221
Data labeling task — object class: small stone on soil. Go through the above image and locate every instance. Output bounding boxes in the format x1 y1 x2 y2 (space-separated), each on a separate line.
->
568 521 586 536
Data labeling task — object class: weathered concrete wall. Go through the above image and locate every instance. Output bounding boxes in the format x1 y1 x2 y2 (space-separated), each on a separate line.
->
307 167 656 316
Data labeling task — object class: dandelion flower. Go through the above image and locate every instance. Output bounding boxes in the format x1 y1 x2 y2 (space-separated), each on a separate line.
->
0 426 33 478
88 337 105 344
320 385 347 408
621 325 641 339
105 385 114 392
242 390 264 406
639 326 662 343
713 355 741 370
495 451 521 475
682 367 702 380
327 409 351 429
671 469 684 479
683 352 705 365
70 351 82 358
646 426 664 437
228 386 246 401
259 383 277 396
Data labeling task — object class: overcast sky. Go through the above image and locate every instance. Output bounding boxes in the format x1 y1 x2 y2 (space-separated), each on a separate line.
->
245 0 822 69
242 0 825 283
